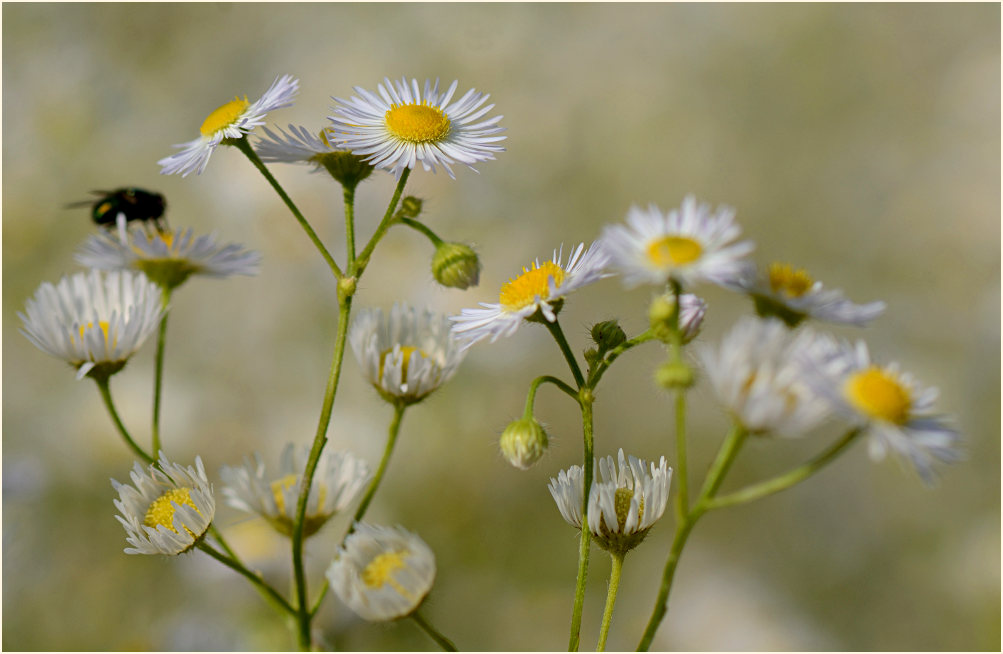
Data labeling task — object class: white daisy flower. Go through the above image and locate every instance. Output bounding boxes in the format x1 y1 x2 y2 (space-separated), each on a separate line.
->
328 77 506 179
727 261 886 327
450 242 609 347
548 449 672 555
18 270 164 380
350 304 466 405
111 452 215 556
807 337 961 483
601 196 755 289
698 316 833 437
76 220 260 290
159 74 299 177
327 522 436 621
220 444 371 538
255 124 375 186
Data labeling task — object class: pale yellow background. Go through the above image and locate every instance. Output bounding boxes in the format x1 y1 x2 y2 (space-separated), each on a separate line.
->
3 3 999 651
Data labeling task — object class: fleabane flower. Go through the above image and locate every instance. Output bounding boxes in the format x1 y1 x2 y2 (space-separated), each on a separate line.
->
350 304 466 405
549 449 672 555
328 77 505 179
807 338 961 483
728 261 886 327
220 444 372 538
159 74 299 176
19 270 164 380
450 242 608 347
255 124 374 187
698 316 832 437
649 292 708 344
601 197 754 289
327 522 436 621
76 220 261 291
111 452 215 556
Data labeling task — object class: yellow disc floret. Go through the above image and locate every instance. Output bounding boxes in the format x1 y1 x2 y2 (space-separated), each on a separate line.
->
384 103 451 144
499 261 566 311
361 550 413 598
844 366 912 425
646 236 703 268
613 487 644 532
144 487 200 533
270 474 300 515
200 96 250 136
379 345 422 384
768 262 814 298
76 320 112 346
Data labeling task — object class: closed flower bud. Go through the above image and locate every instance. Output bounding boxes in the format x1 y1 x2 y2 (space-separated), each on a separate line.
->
590 320 627 351
432 242 481 290
399 196 424 219
656 360 695 390
649 293 707 344
500 417 549 470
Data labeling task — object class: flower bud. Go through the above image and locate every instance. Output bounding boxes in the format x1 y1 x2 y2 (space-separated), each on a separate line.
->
317 151 374 188
499 417 549 470
649 293 707 344
431 242 481 290
398 196 423 219
656 360 695 390
590 320 627 351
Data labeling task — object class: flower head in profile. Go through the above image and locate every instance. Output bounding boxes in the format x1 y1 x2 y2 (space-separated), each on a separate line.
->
727 261 886 327
350 304 466 405
601 197 754 289
76 220 260 291
19 270 164 380
159 74 299 176
698 316 833 437
328 77 505 179
327 522 436 621
255 124 374 187
220 444 371 538
807 337 962 483
549 449 671 555
450 242 608 347
112 452 215 555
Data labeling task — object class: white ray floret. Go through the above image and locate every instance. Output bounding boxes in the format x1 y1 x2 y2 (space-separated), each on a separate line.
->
328 77 506 179
18 270 164 379
256 124 344 165
450 242 609 347
111 452 215 556
159 74 299 177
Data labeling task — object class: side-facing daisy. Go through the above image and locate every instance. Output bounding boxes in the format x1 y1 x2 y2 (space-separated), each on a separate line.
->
807 338 961 483
698 316 833 437
111 452 215 555
350 303 466 405
328 77 505 179
727 261 886 327
19 270 164 380
450 242 608 347
220 444 372 538
601 197 754 289
549 449 671 555
327 522 436 621
76 221 261 291
159 74 299 177
255 124 374 187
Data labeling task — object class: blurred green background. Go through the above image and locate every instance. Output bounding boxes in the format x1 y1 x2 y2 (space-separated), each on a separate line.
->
3 3 999 651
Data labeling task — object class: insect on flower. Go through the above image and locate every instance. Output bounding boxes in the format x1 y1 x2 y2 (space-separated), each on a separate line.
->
67 188 168 231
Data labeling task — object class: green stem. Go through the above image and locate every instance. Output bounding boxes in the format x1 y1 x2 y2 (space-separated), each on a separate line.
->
198 542 296 617
344 185 357 267
410 610 458 651
568 398 594 651
526 375 580 413
94 377 154 464
354 169 411 276
151 289 171 456
399 216 444 247
208 524 241 562
706 428 862 510
597 552 625 651
231 136 343 279
587 330 656 387
290 295 353 650
695 425 748 502
309 579 329 618
348 403 407 535
673 388 689 521
544 318 585 389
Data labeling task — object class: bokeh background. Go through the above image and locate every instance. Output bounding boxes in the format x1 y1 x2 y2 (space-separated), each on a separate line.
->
3 3 999 651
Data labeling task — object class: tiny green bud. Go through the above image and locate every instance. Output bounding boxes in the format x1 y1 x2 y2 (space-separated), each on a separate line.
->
398 196 424 219
590 320 627 351
499 417 549 470
648 294 677 343
649 293 707 344
338 275 358 300
431 242 481 290
584 347 601 367
656 360 694 390
315 151 374 188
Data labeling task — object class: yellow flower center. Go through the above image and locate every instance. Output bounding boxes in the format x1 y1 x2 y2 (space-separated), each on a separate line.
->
645 236 703 268
361 550 414 598
75 320 112 347
613 487 644 532
499 261 566 311
379 345 426 384
384 103 451 144
270 473 328 516
144 487 200 533
768 262 814 298
844 366 912 424
200 96 250 136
